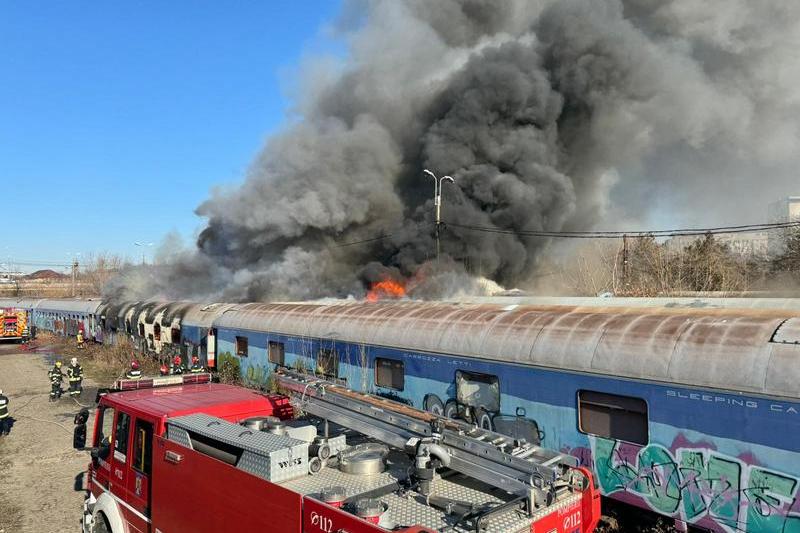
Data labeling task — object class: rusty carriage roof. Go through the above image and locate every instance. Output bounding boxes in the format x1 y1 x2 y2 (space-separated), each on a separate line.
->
215 301 800 400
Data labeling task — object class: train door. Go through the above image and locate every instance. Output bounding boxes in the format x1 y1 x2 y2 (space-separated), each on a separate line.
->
206 328 216 368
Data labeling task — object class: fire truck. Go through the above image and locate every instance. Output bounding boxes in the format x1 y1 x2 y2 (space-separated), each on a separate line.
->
73 371 601 533
0 307 28 342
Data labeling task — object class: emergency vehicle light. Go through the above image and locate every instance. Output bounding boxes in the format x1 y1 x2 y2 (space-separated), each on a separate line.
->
114 372 212 391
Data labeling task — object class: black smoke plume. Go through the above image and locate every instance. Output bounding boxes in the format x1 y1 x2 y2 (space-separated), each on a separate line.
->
106 0 800 302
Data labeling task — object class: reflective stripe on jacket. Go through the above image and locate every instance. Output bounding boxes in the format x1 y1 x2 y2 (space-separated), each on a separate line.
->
0 396 8 418
67 365 83 381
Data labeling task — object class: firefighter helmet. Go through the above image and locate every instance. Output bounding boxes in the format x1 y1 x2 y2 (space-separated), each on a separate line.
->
159 364 169 375
55 361 62 367
131 360 140 370
70 357 78 365
173 356 182 365
192 356 199 364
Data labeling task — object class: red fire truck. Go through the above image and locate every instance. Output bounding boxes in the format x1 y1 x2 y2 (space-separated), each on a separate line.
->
74 371 601 533
0 307 28 342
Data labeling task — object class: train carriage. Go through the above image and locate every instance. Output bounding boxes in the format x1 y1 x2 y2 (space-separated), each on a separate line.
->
34 298 101 338
210 301 800 533
22 296 800 532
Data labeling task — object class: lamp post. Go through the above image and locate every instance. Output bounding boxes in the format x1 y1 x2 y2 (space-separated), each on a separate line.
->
423 169 455 264
134 242 154 265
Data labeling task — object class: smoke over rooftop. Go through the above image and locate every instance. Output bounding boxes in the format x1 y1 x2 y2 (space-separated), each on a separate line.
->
106 0 800 302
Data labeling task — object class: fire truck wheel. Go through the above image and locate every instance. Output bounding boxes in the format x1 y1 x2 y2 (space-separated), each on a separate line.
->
475 407 493 431
443 399 459 420
424 394 444 415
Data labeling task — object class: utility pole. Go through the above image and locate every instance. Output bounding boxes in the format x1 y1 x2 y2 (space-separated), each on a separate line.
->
622 234 630 294
71 259 78 297
423 169 455 264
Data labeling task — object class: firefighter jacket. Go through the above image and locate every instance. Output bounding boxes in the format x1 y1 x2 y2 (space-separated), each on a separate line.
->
0 394 8 419
126 369 142 380
67 364 83 382
49 367 64 384
190 363 204 374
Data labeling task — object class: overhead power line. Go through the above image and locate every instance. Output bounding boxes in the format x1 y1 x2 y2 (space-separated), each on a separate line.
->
443 220 800 239
1 261 72 267
334 220 800 247
336 233 399 248
335 223 435 248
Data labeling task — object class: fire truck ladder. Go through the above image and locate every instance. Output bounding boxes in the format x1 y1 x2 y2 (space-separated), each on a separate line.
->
274 371 580 511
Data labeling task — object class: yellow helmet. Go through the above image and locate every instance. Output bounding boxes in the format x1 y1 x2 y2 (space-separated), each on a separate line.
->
55 361 62 367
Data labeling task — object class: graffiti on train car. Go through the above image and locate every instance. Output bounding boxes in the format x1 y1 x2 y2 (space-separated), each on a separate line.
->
582 437 800 532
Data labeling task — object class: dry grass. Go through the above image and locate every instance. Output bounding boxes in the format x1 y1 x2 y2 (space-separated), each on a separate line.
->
35 333 162 387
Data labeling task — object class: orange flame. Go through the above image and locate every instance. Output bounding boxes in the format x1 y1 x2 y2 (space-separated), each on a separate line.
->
366 278 406 302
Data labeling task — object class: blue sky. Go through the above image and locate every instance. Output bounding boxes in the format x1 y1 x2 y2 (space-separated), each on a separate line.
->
1 1 343 273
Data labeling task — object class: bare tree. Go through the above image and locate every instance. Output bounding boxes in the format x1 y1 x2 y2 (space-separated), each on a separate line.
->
82 253 127 296
772 228 800 278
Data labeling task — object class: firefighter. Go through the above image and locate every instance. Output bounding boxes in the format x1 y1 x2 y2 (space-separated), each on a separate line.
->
189 356 204 374
0 389 9 436
126 360 142 380
67 357 84 396
49 361 64 401
76 330 85 349
159 363 169 376
170 355 184 375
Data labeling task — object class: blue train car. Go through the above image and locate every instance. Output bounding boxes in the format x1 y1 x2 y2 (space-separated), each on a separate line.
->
212 301 800 533
33 299 101 338
180 303 236 368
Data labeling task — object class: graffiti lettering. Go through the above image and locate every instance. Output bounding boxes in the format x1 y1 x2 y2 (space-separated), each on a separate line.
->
592 439 800 533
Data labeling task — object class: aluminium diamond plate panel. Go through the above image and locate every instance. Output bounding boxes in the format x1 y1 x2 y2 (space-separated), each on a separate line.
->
167 413 309 482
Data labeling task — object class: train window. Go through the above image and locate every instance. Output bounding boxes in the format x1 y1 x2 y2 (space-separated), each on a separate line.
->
153 323 161 341
138 323 144 337
455 370 500 412
375 358 404 390
171 328 181 344
268 341 285 365
317 349 338 377
132 419 154 475
578 390 648 445
236 336 248 357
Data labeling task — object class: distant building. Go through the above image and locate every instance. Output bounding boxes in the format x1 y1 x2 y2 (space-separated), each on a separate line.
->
665 233 769 258
769 196 800 222
716 232 769 257
768 196 800 255
0 272 22 285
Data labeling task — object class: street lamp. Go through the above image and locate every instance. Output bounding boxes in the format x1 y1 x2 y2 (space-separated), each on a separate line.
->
134 242 154 265
423 169 455 264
